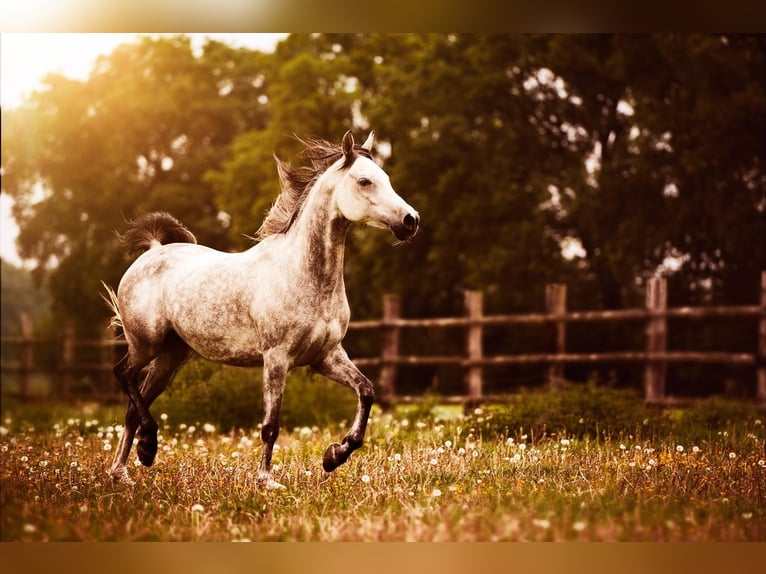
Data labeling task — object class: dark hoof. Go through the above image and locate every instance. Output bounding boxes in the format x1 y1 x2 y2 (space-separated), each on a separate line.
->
322 443 343 472
137 430 158 467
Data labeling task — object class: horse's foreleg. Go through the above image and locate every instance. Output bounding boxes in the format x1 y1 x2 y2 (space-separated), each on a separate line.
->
312 346 374 472
257 356 288 490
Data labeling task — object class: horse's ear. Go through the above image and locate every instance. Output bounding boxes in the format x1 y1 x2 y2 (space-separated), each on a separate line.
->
341 130 354 159
361 131 375 152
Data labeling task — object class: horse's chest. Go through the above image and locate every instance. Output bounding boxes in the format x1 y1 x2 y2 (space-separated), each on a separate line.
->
288 315 345 365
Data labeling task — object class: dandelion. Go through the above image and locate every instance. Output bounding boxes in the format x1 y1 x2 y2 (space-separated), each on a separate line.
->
444 440 452 448
560 439 570 447
103 442 112 452
429 458 438 465
191 504 205 513
518 443 526 451
0 426 8 436
729 452 737 460
361 474 371 484
676 445 684 453
757 459 765 468
532 518 550 529
431 488 442 498
299 426 312 437
505 437 514 446
742 512 753 520
187 425 196 434
648 458 657 467
394 453 401 462
572 521 586 532
23 524 36 534
203 423 216 433
692 446 700 453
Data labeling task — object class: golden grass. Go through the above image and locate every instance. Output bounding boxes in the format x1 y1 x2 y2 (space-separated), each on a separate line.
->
1 405 764 541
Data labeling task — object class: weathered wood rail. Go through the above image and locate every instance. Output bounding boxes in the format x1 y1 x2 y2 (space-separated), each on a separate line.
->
2 273 765 408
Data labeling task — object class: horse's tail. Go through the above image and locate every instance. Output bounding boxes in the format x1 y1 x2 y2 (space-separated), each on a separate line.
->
100 281 123 331
119 211 197 257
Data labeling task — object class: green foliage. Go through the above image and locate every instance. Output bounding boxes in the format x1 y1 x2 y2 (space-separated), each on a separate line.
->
152 358 358 432
3 34 764 397
473 383 763 443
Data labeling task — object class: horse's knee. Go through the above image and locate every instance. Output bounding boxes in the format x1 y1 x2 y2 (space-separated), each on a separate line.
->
359 379 374 407
261 422 279 445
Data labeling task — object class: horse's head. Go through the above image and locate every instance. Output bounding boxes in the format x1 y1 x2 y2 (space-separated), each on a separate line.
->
335 131 420 241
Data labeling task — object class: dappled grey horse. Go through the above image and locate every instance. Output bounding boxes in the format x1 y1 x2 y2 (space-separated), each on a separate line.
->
103 131 419 489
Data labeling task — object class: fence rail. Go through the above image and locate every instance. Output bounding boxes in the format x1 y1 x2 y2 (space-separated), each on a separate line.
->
2 273 765 408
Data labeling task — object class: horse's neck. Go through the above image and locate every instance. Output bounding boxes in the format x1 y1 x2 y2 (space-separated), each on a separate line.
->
289 181 350 287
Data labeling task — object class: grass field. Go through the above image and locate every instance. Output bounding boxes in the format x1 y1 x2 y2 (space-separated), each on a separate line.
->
1 394 764 541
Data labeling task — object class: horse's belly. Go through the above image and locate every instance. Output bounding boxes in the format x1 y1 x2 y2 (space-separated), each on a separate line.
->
181 326 264 367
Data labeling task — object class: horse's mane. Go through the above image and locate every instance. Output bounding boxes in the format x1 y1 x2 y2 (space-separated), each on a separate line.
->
254 137 373 241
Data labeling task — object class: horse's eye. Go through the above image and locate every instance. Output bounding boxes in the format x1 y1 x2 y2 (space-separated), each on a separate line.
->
357 177 372 187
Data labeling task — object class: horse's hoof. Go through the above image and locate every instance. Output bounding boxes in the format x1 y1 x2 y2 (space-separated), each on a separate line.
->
322 443 343 472
137 435 158 467
109 466 135 486
263 478 287 491
256 472 287 491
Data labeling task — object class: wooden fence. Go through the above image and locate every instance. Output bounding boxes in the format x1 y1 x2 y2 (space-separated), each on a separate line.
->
347 273 766 409
2 273 765 408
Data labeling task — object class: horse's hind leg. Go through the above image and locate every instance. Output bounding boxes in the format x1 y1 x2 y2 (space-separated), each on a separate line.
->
110 333 191 482
312 346 374 472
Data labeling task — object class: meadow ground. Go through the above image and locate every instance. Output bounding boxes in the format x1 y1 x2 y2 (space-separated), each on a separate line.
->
1 395 764 541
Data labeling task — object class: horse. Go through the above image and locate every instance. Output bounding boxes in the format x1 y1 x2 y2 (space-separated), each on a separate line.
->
102 130 419 489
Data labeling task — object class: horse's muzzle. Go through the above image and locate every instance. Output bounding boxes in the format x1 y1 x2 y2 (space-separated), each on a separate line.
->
393 212 420 241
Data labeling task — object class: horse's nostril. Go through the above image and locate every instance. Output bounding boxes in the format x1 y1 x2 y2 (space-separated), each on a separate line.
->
403 213 419 232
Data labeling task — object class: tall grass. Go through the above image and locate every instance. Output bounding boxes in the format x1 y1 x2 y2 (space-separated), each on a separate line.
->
1 385 764 541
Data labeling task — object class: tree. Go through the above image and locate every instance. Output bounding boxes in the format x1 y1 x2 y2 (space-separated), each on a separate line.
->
2 35 275 336
537 34 765 308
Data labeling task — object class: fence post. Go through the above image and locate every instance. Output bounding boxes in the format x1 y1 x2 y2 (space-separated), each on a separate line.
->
378 294 401 411
644 277 668 405
545 284 567 389
58 320 75 399
464 290 483 406
757 271 766 406
19 312 33 400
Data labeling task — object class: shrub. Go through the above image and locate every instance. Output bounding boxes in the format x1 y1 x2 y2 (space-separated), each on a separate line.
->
152 358 358 431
